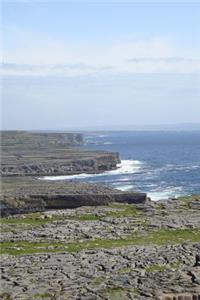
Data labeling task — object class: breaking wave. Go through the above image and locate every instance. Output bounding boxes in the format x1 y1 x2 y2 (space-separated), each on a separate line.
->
40 160 143 181
148 186 183 201
116 184 134 191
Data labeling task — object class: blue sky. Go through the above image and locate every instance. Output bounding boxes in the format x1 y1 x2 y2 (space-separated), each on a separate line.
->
2 1 200 130
3 2 200 44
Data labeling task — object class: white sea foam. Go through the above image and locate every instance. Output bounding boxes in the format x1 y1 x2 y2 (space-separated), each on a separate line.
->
40 160 143 181
152 163 200 174
103 142 113 145
42 173 95 181
148 186 183 201
106 160 142 175
98 134 107 138
116 184 134 191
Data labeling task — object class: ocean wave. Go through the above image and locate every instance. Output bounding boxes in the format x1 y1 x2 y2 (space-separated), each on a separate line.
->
115 184 134 191
103 142 113 145
98 134 107 138
143 163 200 181
154 163 200 173
148 186 183 201
107 160 143 175
114 176 131 182
40 159 143 181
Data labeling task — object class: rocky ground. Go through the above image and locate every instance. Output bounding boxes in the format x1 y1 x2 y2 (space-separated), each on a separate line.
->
1 131 200 299
1 177 146 215
1 196 200 300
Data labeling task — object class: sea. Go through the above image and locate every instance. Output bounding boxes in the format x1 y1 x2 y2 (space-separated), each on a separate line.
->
44 131 200 201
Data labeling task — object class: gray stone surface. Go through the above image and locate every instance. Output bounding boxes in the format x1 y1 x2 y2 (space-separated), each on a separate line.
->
1 197 200 299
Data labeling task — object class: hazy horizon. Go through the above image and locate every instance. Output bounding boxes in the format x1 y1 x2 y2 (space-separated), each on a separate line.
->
2 123 200 133
2 2 200 130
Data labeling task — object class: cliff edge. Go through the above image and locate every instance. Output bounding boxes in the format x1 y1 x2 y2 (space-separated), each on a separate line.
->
1 131 120 176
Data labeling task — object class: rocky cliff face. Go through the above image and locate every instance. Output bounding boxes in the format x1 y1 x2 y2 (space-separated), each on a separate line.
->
1 131 146 217
1 131 120 176
1 178 146 215
1 152 120 176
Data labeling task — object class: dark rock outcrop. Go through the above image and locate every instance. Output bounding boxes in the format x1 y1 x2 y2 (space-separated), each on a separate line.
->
1 178 147 216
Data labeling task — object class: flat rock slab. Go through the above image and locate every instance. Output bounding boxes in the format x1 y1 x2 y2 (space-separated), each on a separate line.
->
1 244 200 300
1 177 146 215
1 197 200 299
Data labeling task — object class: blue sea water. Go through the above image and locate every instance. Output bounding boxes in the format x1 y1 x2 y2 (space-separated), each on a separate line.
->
45 131 200 201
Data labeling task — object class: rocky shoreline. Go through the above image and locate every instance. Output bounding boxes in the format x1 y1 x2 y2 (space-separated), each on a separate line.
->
1 131 200 299
1 177 147 216
1 131 120 176
1 131 146 216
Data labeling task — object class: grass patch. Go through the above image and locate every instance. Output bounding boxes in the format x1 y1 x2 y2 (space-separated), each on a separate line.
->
0 213 64 226
170 262 182 270
106 203 140 218
66 214 99 221
145 261 182 273
1 203 141 227
33 293 51 299
92 276 106 286
1 228 200 256
103 287 138 300
0 213 99 227
106 287 126 299
0 241 68 256
66 228 200 252
119 267 133 274
145 264 167 273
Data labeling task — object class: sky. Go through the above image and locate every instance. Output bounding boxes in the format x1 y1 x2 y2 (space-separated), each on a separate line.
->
1 1 200 130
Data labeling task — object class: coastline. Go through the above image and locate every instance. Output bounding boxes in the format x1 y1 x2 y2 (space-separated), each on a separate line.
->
1 131 146 215
1 131 200 299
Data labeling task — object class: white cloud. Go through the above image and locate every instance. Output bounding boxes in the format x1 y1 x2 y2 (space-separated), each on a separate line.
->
2 29 200 76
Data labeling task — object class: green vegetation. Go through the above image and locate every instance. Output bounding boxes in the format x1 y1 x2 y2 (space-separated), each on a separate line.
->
0 212 100 227
178 195 200 202
145 261 182 272
145 264 167 273
178 195 200 209
103 287 138 299
105 287 127 300
142 228 200 244
67 214 99 221
1 203 140 228
170 262 182 270
0 241 68 256
106 203 140 217
92 276 106 286
1 228 200 256
119 267 133 274
1 213 64 226
33 293 52 299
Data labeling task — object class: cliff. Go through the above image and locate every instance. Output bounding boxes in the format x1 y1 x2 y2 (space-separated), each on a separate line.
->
1 131 120 176
1 177 147 216
1 131 146 216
